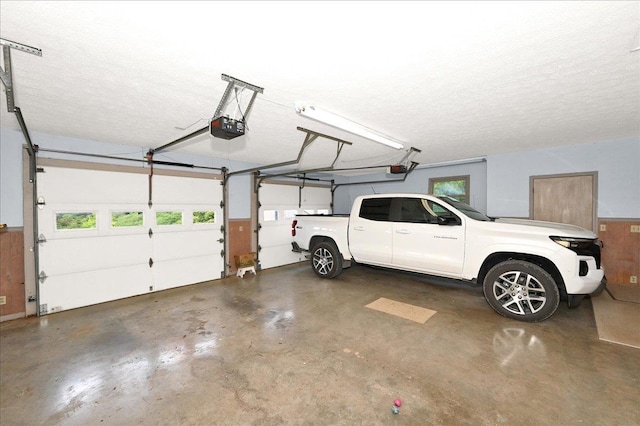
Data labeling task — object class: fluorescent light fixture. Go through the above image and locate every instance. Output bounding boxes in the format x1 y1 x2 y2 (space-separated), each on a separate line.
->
295 102 404 150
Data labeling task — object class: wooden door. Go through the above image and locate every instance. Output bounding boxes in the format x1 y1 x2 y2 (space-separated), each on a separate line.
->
530 172 597 231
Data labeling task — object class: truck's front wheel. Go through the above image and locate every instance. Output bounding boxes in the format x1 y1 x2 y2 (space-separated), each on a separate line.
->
483 260 559 322
311 241 343 279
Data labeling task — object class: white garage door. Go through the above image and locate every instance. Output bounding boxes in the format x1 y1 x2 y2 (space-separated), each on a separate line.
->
258 181 332 270
150 174 224 291
36 159 223 314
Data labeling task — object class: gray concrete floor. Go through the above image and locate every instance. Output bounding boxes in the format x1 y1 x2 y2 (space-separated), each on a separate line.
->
1 262 639 425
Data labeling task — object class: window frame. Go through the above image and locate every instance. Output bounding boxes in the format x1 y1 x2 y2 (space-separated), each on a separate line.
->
428 175 470 204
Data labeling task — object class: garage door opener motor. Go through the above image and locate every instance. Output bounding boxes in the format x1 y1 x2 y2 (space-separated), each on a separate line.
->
210 74 264 140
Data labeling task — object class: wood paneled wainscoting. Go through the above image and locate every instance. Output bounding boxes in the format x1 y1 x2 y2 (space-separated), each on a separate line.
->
0 228 26 321
228 219 254 275
598 219 640 303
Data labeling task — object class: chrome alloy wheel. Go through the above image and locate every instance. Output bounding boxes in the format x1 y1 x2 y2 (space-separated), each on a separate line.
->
312 247 334 276
492 270 547 316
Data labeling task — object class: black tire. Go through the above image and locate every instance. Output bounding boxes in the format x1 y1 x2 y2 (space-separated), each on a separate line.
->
483 260 559 322
311 241 343 279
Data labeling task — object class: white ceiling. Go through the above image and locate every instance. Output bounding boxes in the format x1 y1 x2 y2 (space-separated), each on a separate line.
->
1 1 639 174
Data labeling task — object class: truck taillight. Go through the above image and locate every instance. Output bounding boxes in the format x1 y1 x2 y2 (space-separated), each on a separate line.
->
291 220 297 236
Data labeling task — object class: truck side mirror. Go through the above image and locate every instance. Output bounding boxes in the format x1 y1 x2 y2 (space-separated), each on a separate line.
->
437 215 460 226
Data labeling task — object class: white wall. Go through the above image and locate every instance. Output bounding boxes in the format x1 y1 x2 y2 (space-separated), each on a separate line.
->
0 128 258 227
486 137 640 218
332 137 639 220
4 129 638 226
333 160 488 214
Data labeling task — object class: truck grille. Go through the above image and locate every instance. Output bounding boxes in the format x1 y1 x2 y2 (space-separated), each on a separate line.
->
574 239 602 269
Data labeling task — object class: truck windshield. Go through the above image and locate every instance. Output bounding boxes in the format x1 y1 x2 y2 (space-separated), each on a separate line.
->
436 196 492 221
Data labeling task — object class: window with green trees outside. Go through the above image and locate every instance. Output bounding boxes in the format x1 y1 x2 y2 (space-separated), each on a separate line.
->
156 211 183 225
193 211 216 224
111 211 143 227
429 175 470 203
56 212 97 230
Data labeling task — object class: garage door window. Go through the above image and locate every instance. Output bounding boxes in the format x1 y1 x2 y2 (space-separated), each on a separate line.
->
156 211 183 225
193 211 216 224
263 210 279 221
111 211 143 227
56 212 97 230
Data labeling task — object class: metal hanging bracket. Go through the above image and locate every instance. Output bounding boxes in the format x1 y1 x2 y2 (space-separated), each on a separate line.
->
398 147 422 166
214 74 264 121
0 38 42 112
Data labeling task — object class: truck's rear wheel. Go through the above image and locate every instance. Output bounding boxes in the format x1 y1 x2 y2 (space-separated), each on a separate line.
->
311 241 343 279
483 260 559 322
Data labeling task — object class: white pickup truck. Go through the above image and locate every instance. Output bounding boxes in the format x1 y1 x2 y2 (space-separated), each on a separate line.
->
291 194 606 322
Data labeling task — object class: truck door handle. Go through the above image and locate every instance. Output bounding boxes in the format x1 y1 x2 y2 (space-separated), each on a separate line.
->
353 226 365 231
395 229 411 234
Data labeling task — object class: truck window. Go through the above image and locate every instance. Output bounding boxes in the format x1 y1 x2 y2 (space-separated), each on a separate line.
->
427 199 461 225
436 196 491 221
396 198 460 224
359 198 392 221
398 198 438 224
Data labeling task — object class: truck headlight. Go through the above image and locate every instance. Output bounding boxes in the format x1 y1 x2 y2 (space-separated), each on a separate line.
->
550 236 602 269
549 236 600 250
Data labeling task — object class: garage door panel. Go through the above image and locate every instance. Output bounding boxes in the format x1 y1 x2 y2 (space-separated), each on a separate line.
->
153 175 221 204
152 230 220 261
151 242 222 288
259 249 304 270
301 186 332 206
39 265 151 312
258 182 331 270
40 236 151 276
150 176 223 288
153 256 220 291
38 167 148 203
259 225 294 247
260 184 299 201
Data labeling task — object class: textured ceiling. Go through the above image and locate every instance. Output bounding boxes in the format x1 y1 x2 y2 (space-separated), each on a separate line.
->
1 1 638 174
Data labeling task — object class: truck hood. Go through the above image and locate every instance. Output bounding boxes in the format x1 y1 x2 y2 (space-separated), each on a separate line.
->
493 218 597 238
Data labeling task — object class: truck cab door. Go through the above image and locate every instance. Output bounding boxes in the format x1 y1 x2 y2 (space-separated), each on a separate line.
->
391 197 465 277
348 197 393 265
